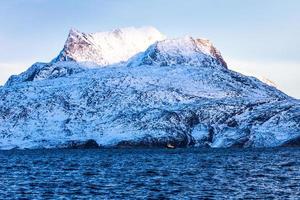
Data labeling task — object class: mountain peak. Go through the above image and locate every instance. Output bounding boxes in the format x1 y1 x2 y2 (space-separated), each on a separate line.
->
52 26 166 66
68 27 82 36
127 36 227 68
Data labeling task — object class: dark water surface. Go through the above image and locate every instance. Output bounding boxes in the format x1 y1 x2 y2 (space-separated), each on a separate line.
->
0 148 300 199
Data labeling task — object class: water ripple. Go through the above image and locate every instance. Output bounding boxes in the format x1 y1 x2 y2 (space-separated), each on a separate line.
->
0 148 300 199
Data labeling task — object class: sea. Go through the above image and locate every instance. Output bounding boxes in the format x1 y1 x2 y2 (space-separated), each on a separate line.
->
0 148 299 199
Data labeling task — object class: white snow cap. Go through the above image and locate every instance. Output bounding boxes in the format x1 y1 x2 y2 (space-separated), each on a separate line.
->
128 36 227 68
53 26 226 69
54 26 166 66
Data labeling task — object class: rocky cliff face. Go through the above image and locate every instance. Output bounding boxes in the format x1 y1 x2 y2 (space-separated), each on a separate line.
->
1 27 299 150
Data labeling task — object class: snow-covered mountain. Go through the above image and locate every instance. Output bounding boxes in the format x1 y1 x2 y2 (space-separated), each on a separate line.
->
1 27 299 149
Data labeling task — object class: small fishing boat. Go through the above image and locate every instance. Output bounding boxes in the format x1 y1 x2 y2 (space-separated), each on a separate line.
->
166 144 175 149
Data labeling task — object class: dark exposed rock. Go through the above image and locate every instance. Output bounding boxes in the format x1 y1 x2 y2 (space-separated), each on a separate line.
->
62 140 101 149
281 136 300 147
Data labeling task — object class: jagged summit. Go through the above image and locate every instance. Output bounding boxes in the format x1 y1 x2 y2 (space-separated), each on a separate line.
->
52 26 166 66
53 26 227 69
6 27 229 86
128 36 227 68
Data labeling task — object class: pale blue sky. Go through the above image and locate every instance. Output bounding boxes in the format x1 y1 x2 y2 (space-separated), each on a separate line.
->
0 0 299 98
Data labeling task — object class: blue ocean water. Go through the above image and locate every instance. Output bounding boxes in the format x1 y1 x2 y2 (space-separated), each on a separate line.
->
0 148 299 199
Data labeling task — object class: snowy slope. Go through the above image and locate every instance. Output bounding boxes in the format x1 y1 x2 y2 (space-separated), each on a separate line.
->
5 62 87 87
0 27 299 149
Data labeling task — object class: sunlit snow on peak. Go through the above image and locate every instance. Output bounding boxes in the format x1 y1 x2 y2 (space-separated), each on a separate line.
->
53 26 166 66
